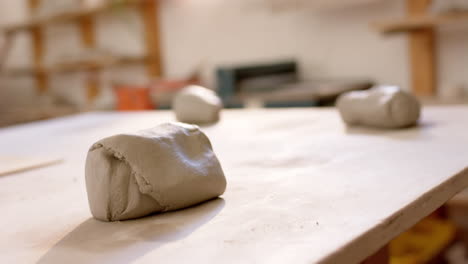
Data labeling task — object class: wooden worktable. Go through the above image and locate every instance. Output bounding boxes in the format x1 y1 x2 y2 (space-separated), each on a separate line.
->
1 107 468 263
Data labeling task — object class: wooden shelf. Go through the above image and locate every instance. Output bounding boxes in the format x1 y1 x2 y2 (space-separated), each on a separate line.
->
373 11 468 34
1 0 143 33
1 55 149 76
1 0 162 104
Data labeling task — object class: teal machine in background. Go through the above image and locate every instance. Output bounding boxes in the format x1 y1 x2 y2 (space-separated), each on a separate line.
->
216 60 373 108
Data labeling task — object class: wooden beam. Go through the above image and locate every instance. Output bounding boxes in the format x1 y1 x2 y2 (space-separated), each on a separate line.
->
79 16 95 47
28 0 41 12
28 0 48 94
85 74 100 103
139 0 162 77
407 0 432 15
79 15 99 103
407 0 436 96
1 55 149 76
409 28 436 96
0 32 14 69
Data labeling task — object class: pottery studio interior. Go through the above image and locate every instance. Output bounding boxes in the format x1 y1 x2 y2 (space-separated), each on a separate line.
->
1 0 468 263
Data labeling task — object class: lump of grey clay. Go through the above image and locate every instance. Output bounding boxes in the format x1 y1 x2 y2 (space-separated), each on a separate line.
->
336 85 421 128
85 122 227 221
173 85 223 124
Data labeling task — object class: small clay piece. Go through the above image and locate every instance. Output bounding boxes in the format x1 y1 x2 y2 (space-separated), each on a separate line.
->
173 85 223 124
85 122 227 221
336 85 421 128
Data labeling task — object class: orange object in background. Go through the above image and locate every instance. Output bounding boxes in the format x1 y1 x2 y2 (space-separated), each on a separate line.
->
151 78 199 103
113 73 200 111
114 85 154 111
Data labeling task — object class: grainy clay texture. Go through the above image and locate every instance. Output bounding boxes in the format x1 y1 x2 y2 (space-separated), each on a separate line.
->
337 85 421 128
85 122 227 221
173 85 223 124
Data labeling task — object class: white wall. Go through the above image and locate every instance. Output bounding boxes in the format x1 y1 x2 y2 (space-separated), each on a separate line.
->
437 25 468 97
1 0 468 109
160 0 409 88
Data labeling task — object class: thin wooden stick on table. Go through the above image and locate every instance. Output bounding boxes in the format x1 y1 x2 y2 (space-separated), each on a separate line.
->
0 156 62 177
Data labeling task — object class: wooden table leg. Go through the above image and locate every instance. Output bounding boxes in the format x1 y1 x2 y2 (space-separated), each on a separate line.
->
361 245 389 264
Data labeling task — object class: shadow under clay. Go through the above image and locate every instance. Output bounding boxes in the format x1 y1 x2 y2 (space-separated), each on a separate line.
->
37 198 225 264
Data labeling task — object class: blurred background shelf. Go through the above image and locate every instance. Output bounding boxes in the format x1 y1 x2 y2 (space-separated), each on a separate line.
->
373 11 468 34
0 0 143 33
1 55 151 76
0 0 161 104
369 0 468 98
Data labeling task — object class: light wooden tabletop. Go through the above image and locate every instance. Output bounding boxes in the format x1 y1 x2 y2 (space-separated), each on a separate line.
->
1 107 468 264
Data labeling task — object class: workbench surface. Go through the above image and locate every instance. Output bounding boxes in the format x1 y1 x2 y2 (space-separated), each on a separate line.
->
1 107 468 264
